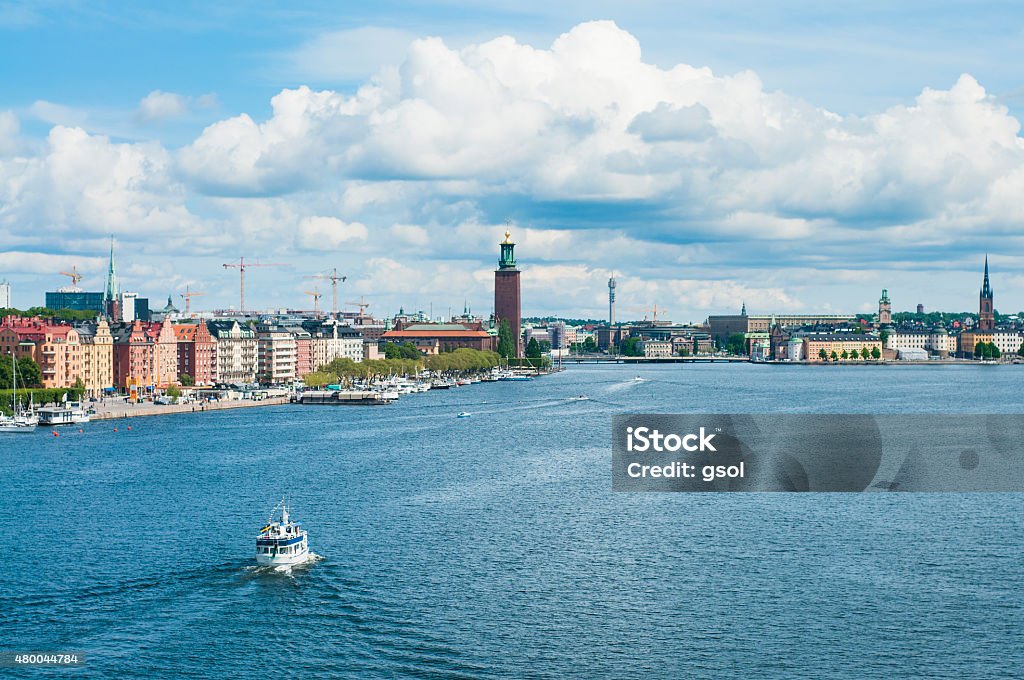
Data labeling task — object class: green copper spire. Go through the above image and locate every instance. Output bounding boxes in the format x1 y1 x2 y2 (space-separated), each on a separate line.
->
103 236 119 304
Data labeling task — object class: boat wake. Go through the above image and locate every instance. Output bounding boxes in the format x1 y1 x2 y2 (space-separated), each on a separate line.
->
246 552 324 577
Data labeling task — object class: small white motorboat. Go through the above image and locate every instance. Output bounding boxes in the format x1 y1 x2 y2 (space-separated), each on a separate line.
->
457 412 472 418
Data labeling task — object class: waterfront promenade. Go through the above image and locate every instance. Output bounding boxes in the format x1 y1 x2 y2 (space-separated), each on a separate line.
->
90 396 290 420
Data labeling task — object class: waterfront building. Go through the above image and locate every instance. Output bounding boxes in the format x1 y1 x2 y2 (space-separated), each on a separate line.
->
548 321 579 350
595 325 632 352
382 321 497 353
0 316 83 388
959 329 1021 358
929 327 955 358
979 256 995 331
257 324 297 384
885 329 930 353
878 289 892 325
75 317 114 396
801 334 882 362
708 313 857 344
173 322 217 386
302 319 363 368
638 340 673 358
494 229 522 357
958 259 1019 358
291 327 314 377
146 322 179 387
523 327 551 347
786 337 804 361
207 320 258 385
111 320 155 390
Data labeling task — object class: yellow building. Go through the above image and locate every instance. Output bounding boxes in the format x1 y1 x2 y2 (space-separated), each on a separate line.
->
76 318 114 396
803 334 882 362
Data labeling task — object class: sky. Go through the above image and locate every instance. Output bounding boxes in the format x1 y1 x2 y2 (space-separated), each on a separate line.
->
2 0 1024 322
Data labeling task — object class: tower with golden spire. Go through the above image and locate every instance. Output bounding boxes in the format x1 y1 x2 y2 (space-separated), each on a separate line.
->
494 227 522 358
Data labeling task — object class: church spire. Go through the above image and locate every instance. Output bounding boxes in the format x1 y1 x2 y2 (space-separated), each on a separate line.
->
103 236 119 303
981 254 992 299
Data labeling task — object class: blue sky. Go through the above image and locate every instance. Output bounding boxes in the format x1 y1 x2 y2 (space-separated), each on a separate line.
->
2 1 1023 320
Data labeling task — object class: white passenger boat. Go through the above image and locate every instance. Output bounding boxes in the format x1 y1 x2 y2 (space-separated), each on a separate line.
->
255 500 310 567
38 403 91 426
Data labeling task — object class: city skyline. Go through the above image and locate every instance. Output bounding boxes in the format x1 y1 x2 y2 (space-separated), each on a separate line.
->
3 4 1024 318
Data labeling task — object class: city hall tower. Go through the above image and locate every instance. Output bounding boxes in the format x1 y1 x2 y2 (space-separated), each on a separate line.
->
494 229 522 357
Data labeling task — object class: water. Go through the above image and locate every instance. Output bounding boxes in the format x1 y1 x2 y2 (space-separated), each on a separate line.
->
3 364 1022 678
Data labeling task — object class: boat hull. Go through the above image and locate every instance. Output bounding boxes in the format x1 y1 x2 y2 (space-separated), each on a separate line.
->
255 549 311 567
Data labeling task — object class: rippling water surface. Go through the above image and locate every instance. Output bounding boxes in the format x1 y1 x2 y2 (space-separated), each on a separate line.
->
3 364 1022 678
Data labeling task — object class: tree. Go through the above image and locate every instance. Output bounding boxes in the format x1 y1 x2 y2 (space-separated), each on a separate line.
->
861 346 870 360
726 333 747 356
692 337 699 356
830 351 839 362
538 339 552 353
1018 342 1024 357
975 341 985 359
871 346 881 360
74 376 85 390
525 337 542 358
840 349 849 360
497 319 515 359
301 371 336 388
16 357 42 388
582 336 597 353
180 373 195 387
818 348 828 361
166 385 181 398
619 336 643 357
678 347 690 357
383 342 422 360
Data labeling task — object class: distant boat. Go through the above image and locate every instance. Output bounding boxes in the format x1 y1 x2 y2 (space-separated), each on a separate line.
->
256 499 310 567
632 376 646 382
569 395 589 401
457 412 472 418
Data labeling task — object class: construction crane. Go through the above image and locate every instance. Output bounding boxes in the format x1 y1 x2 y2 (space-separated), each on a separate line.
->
59 266 83 289
305 268 347 317
222 257 286 314
179 285 207 316
629 304 668 323
304 286 323 319
346 296 371 321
